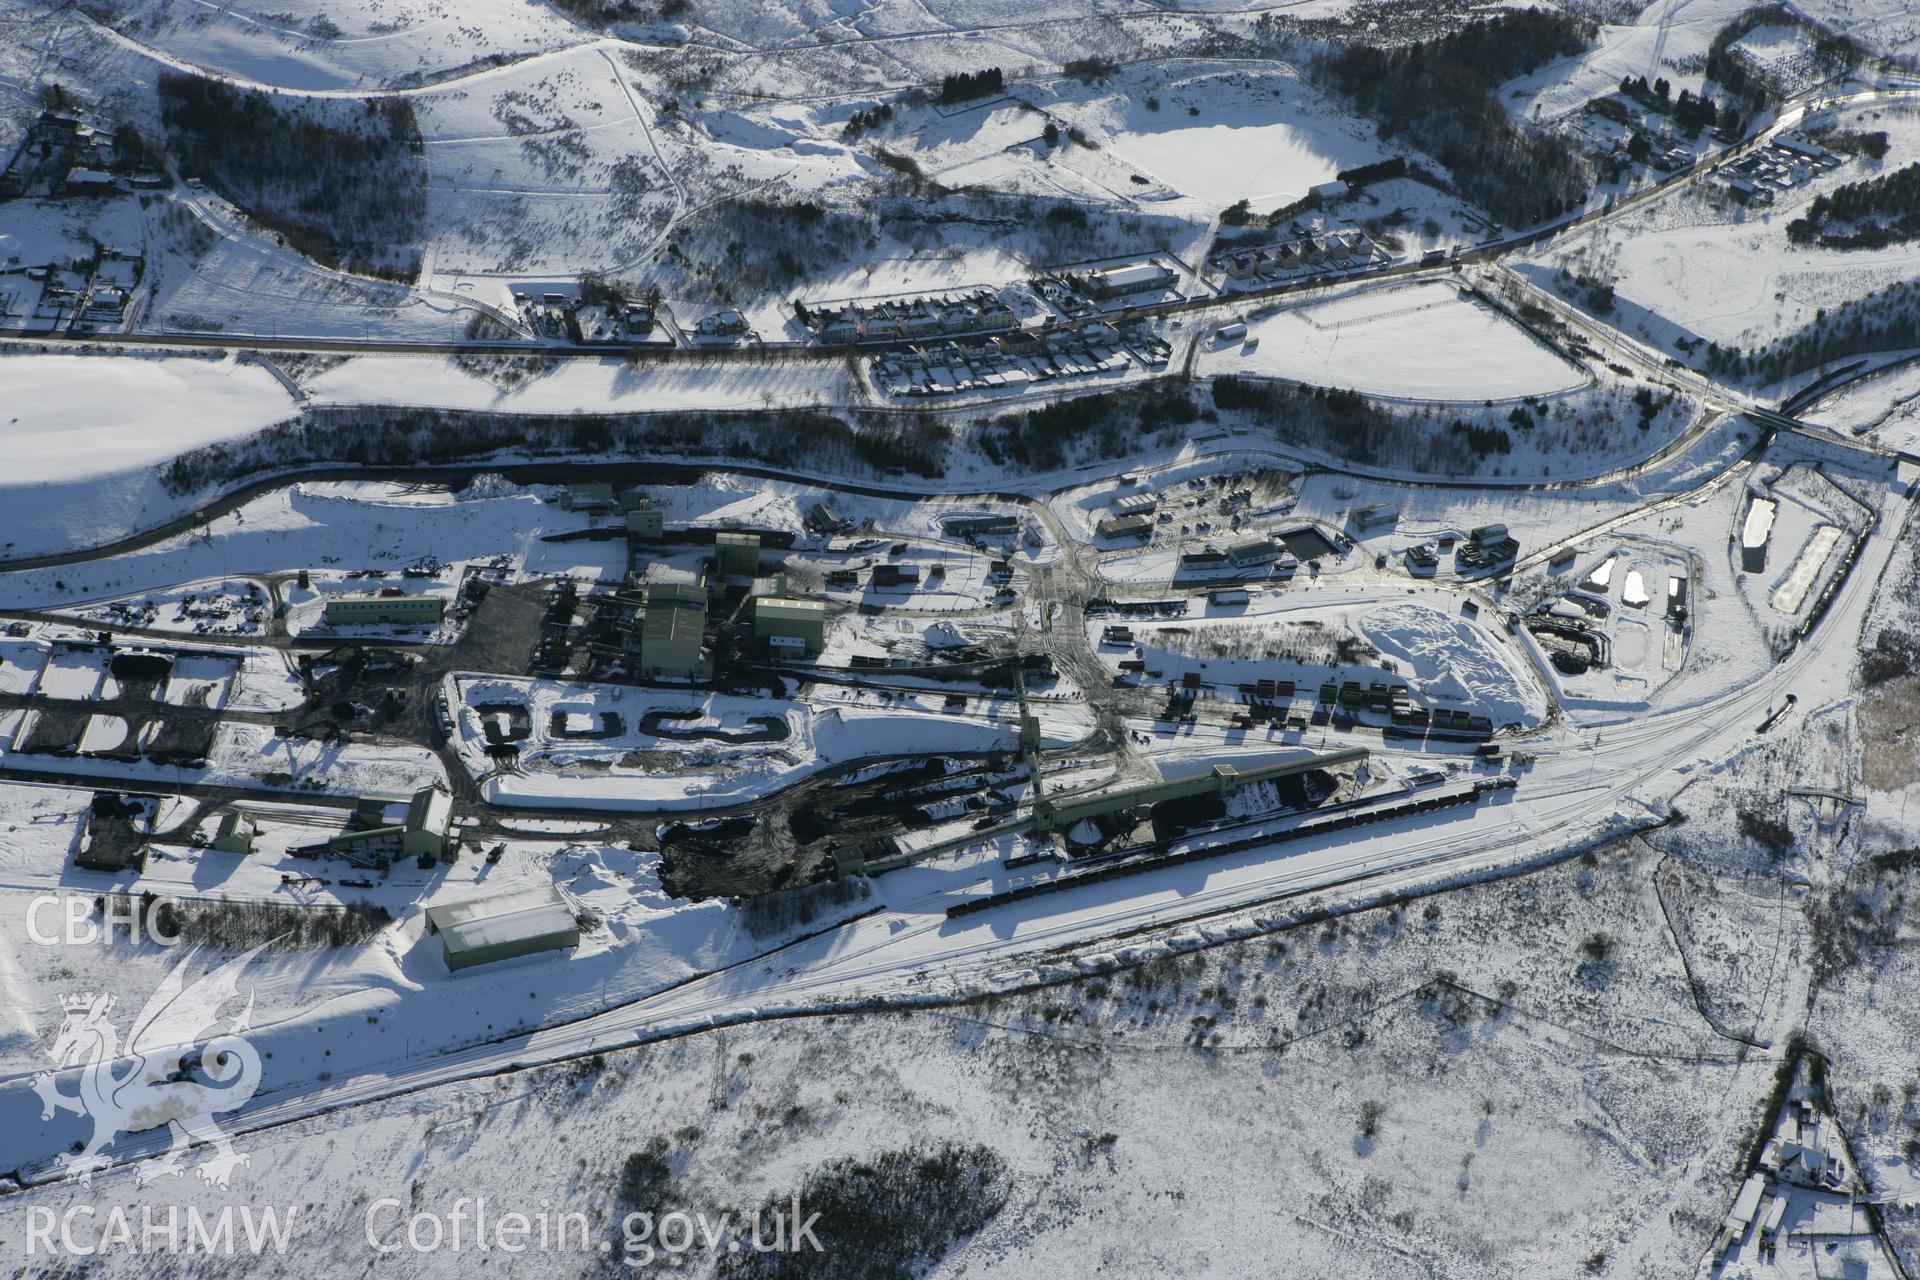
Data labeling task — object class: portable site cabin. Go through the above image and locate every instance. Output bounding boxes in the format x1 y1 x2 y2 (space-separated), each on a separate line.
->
324 595 445 627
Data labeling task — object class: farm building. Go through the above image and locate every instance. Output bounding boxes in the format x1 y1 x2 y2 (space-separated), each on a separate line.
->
324 595 445 627
1772 136 1833 163
1724 1173 1766 1240
425 884 581 972
64 166 115 192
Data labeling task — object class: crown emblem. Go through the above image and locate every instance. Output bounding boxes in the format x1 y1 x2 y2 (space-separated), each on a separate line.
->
60 992 102 1013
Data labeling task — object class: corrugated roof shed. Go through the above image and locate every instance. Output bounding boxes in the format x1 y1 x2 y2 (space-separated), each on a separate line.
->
1729 1174 1766 1230
425 885 579 971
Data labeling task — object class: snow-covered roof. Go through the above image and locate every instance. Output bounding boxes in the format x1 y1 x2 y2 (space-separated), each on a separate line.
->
1095 263 1170 289
425 885 577 960
1728 1173 1766 1228
406 786 453 839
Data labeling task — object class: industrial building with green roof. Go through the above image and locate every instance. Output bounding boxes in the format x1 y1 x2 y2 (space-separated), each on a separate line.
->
753 596 828 656
640 582 712 680
425 884 580 972
714 530 761 577
324 595 445 627
328 785 458 862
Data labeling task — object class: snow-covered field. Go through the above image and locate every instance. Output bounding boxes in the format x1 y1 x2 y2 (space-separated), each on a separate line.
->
0 831 1823 1277
1524 101 1920 363
1500 0 1755 123
300 353 853 413
55 0 588 91
1198 282 1590 402
0 479 604 610
0 352 293 485
0 773 878 1166
0 350 300 558
1050 64 1390 213
1805 356 1920 452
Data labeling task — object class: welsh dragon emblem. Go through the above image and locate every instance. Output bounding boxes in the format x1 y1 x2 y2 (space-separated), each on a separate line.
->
33 943 270 1187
